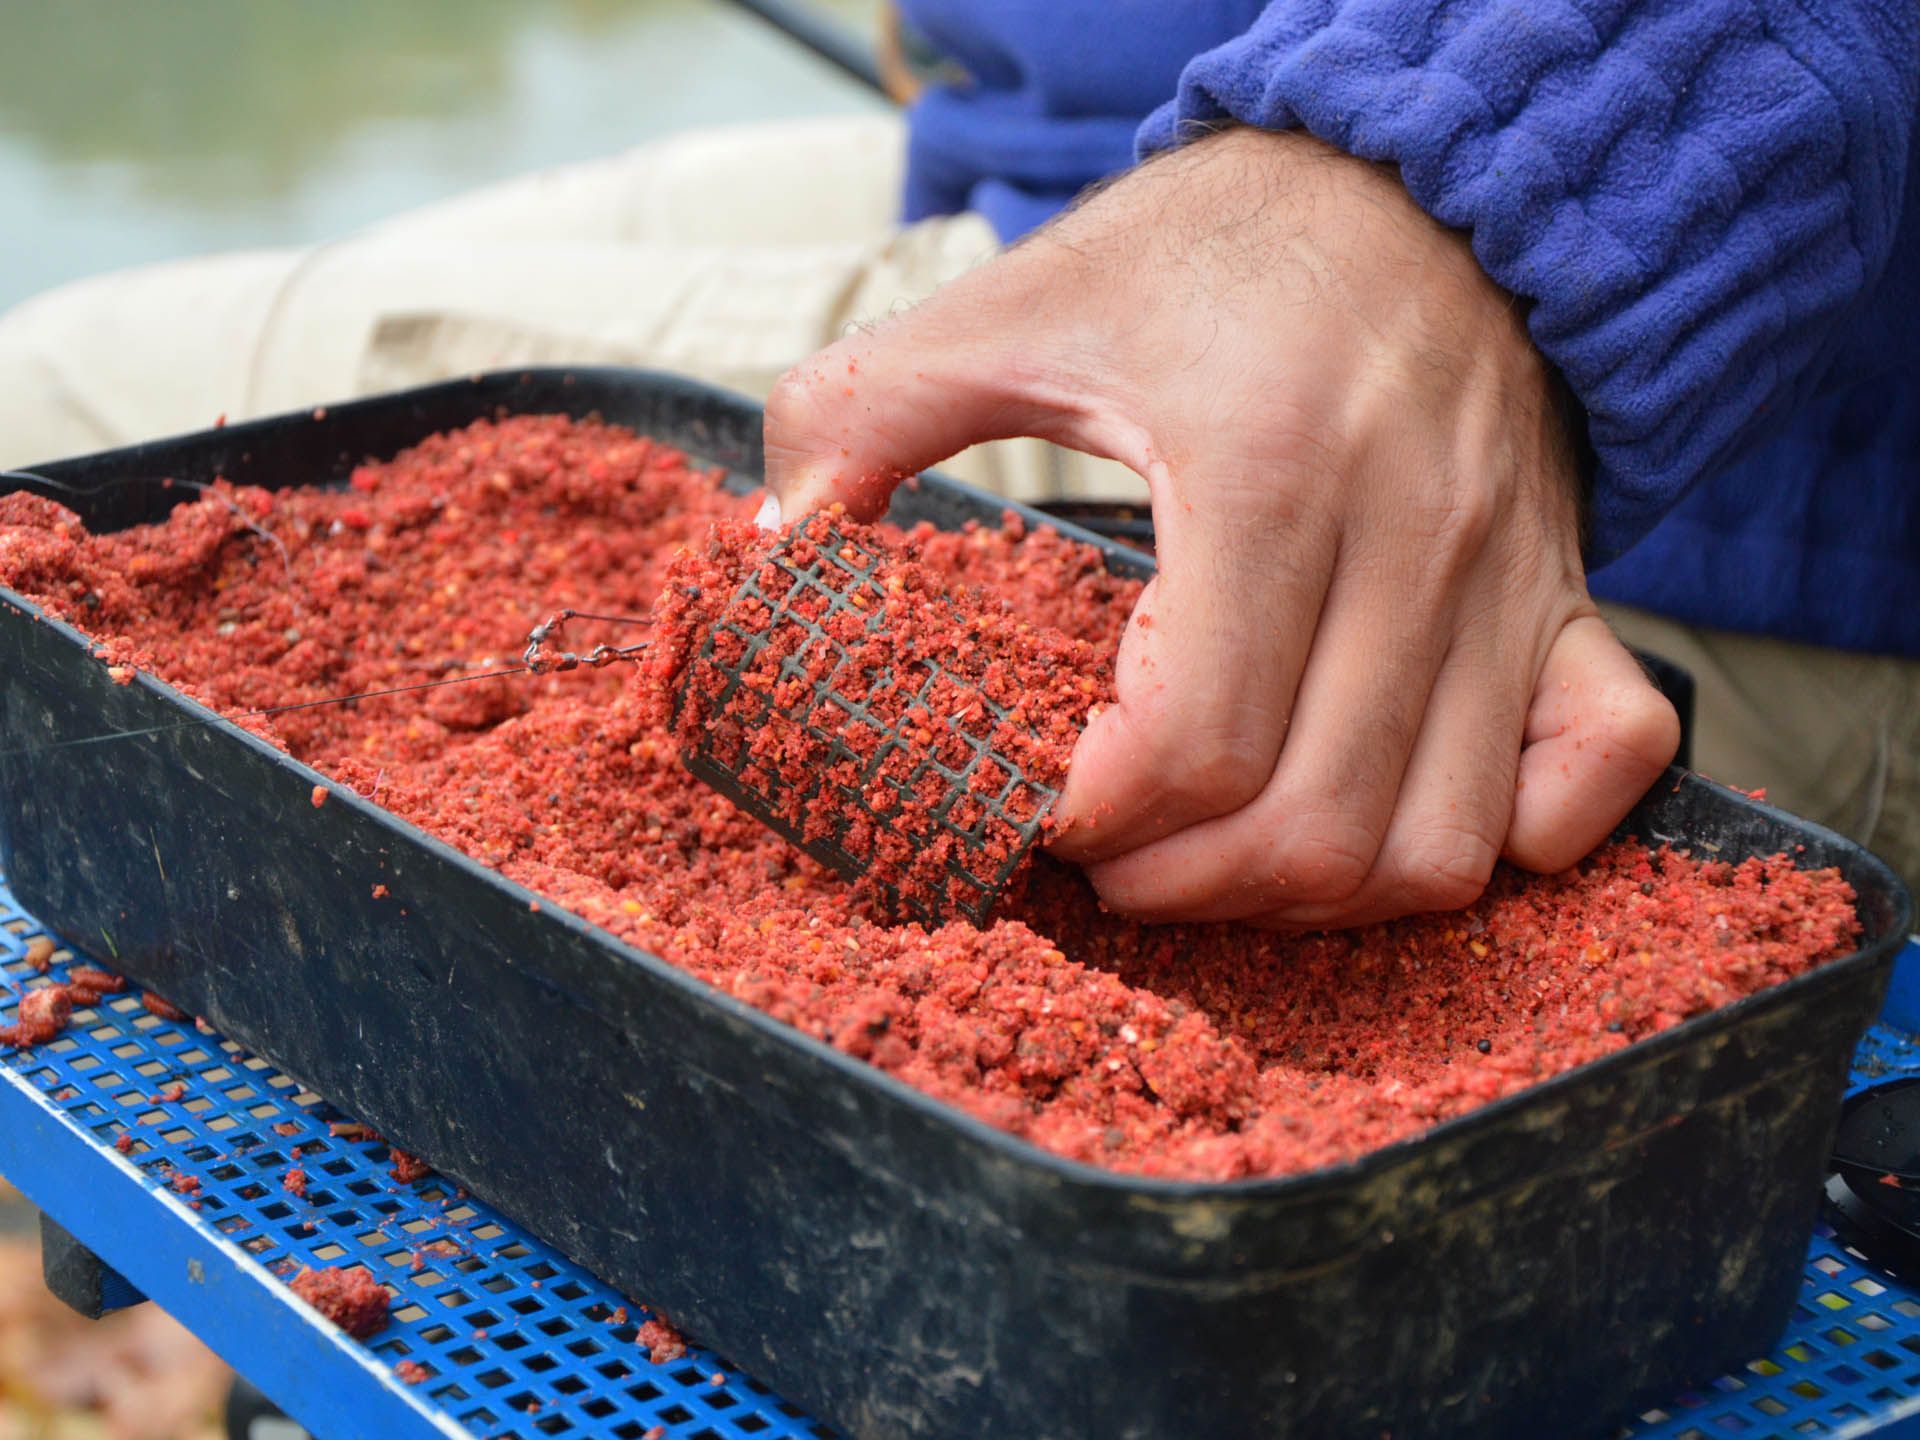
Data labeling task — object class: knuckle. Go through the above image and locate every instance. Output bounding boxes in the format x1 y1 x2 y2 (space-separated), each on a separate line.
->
1196 455 1319 545
1390 828 1499 913
762 367 820 444
1262 412 1347 480
1599 682 1682 777
1421 475 1499 560
1267 815 1378 905
1156 729 1271 815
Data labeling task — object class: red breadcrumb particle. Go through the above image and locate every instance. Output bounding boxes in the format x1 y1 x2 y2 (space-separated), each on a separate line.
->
371 884 390 899
67 965 125 997
107 664 133 684
310 785 329 808
0 415 1862 1183
8 985 74 1047
395 1360 430 1385
1881 1173 1904 1188
710 1372 726 1387
388 1148 431 1185
22 936 55 972
637 1315 687 1364
282 1167 308 1198
329 1122 379 1141
290 1266 389 1339
170 1173 201 1195
611 1307 628 1327
114 1133 135 1154
645 1428 666 1440
141 991 189 1022
156 1082 186 1103
272 1121 302 1137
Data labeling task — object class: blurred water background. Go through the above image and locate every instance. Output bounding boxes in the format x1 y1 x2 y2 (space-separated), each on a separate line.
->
0 0 885 314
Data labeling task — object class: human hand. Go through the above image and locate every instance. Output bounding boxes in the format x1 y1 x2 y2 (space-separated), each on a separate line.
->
763 126 1679 927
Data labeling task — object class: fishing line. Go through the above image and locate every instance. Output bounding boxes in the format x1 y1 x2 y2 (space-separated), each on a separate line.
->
4 467 302 612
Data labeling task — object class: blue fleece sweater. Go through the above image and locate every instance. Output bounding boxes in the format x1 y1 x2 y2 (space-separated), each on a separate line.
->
898 1 1920 656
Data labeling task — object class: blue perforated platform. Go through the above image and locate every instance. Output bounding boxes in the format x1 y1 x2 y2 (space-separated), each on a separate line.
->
2 871 1919 1440
0 876 834 1440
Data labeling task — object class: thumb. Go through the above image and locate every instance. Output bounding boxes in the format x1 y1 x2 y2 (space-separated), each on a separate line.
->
1505 614 1682 872
762 274 1092 522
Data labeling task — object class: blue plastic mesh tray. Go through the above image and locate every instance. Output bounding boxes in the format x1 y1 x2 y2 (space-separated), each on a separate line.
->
0 874 835 1440
3 869 1919 1440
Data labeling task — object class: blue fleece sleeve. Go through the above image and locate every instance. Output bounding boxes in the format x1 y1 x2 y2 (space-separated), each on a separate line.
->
1137 1 1920 563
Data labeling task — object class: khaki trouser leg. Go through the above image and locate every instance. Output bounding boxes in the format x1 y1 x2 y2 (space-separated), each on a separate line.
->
1604 604 1920 901
0 116 921 464
0 114 1141 503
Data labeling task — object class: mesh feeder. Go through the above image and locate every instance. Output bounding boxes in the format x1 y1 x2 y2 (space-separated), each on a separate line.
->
672 519 1059 927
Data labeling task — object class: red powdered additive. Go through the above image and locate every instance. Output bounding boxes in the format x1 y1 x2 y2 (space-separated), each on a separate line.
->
290 1266 389 1339
68 965 125 997
637 1315 689 1365
0 415 1862 1182
388 1148 431 1185
141 991 188 1023
3 984 74 1049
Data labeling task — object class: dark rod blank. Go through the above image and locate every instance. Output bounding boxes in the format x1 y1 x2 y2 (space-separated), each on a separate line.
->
718 0 889 96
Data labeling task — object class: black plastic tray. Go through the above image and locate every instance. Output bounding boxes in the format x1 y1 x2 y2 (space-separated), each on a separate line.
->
1 369 1910 1440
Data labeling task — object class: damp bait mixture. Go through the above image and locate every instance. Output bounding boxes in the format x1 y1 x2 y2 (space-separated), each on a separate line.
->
289 1265 390 1340
648 511 1095 920
0 415 1862 1182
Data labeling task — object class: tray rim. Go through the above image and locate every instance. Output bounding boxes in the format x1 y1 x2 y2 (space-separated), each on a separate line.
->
3 364 1911 1208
